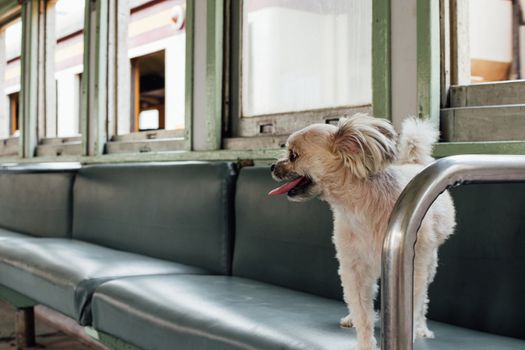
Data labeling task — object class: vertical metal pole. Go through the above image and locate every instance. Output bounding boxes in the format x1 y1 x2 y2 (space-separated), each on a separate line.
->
15 307 36 348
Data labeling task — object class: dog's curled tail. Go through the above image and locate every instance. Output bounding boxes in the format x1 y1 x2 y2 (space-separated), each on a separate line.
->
397 117 439 166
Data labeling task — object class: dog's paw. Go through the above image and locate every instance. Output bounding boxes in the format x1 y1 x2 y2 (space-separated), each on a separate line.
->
339 314 354 328
415 326 435 339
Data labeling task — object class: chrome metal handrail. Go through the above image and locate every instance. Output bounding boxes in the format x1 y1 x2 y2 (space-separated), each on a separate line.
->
380 154 525 350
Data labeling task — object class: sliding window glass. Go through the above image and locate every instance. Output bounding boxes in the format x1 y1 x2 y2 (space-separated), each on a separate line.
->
107 0 187 154
226 0 372 147
37 0 85 156
0 18 21 156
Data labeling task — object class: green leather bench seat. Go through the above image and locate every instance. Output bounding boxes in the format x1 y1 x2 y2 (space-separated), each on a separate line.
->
0 162 237 325
91 275 354 350
88 167 525 349
0 228 25 239
72 162 236 275
232 167 342 300
91 166 343 349
91 275 525 350
0 166 78 238
0 238 208 324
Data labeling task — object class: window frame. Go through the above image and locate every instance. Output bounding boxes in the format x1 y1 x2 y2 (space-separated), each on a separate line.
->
0 6 22 157
224 0 373 149
27 0 85 157
104 0 193 155
440 0 525 143
4 0 525 164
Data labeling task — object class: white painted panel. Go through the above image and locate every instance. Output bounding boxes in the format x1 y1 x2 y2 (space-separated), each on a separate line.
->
0 29 8 139
192 0 208 150
165 34 186 130
56 74 81 137
469 0 512 62
521 26 525 78
4 19 21 61
139 109 159 129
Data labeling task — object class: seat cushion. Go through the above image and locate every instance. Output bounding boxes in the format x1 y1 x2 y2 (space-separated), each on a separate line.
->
73 162 236 274
92 275 355 350
0 169 76 238
234 167 341 300
91 275 525 350
0 228 27 239
0 238 209 325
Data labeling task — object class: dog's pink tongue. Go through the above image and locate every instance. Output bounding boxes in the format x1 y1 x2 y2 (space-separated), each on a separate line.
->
268 177 304 196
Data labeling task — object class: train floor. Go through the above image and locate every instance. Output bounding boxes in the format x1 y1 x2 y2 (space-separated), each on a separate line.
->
0 300 94 350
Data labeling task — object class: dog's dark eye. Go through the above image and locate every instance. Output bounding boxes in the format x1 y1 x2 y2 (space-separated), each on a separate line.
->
289 150 298 162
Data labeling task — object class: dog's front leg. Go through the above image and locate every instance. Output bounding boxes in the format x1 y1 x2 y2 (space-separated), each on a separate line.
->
340 263 378 350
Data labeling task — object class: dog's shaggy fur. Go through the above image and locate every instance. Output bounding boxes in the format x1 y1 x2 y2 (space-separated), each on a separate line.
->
270 114 456 350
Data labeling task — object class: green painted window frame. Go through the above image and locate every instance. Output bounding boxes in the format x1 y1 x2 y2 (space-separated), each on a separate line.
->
439 0 525 146
0 3 22 157
1 0 524 165
223 0 374 150
35 0 83 157
104 0 195 154
7 0 196 160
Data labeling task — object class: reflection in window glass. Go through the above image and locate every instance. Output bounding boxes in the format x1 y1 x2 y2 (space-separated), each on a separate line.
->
139 109 160 130
242 0 372 117
469 0 514 83
54 0 85 137
2 19 21 138
125 0 186 134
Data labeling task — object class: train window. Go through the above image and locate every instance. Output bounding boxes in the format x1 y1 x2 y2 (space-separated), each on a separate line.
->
0 17 21 156
107 0 186 153
131 51 166 132
441 0 525 143
469 0 516 83
243 0 371 116
53 0 84 138
226 0 372 145
35 0 85 157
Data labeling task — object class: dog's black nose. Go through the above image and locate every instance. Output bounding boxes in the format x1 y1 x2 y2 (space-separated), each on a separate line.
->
270 164 276 172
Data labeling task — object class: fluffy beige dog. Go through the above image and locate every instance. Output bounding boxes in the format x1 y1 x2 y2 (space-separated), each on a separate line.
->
269 114 456 350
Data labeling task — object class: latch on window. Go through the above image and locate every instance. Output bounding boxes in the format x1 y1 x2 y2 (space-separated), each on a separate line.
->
259 123 274 134
325 118 339 125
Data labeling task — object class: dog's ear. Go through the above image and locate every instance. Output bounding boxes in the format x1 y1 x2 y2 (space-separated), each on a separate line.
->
332 114 397 179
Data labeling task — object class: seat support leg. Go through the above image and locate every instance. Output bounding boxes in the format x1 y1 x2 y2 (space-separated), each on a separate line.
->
15 307 35 349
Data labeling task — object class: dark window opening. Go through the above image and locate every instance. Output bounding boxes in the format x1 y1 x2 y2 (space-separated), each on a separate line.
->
131 50 165 132
8 92 19 136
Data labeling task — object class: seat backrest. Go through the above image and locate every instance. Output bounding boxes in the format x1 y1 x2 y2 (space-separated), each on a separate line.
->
72 162 236 275
233 166 342 300
0 165 78 238
429 183 525 340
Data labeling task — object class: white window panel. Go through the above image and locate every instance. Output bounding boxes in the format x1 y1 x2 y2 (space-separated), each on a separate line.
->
52 0 85 138
1 19 21 139
56 73 81 137
242 0 372 117
139 109 160 130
